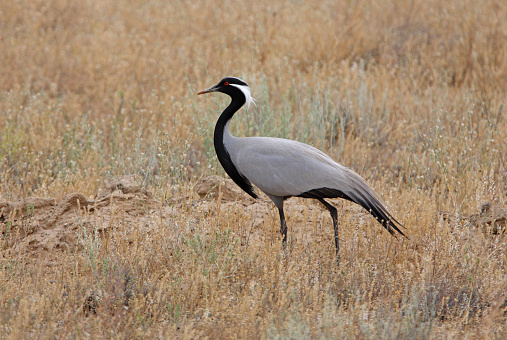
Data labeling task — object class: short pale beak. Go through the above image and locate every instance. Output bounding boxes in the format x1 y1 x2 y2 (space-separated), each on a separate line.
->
197 86 217 95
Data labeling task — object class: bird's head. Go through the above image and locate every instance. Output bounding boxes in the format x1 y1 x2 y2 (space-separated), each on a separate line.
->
198 77 256 109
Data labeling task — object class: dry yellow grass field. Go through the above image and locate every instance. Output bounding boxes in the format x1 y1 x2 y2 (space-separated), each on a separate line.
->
1 0 507 338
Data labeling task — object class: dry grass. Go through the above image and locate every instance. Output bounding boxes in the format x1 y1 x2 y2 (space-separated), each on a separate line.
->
1 0 507 338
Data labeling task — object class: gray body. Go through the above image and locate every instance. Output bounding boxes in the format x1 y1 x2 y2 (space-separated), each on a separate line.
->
225 125 372 203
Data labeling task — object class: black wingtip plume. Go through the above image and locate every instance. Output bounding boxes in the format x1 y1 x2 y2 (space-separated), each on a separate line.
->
297 187 406 238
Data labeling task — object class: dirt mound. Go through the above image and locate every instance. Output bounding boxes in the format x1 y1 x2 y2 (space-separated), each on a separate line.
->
0 176 162 260
440 202 507 234
468 203 506 234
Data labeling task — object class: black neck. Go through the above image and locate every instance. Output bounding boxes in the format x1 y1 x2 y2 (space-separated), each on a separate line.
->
213 89 258 199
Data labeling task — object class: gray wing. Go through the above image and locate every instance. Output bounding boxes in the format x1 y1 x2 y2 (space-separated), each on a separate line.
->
229 137 362 196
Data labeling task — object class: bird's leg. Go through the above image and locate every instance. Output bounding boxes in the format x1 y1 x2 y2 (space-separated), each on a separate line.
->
317 198 340 265
278 207 288 246
268 195 288 252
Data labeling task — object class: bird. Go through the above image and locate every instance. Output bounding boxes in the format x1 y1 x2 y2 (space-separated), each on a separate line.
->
198 76 405 263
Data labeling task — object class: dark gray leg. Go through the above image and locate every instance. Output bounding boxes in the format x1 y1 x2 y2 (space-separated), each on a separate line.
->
267 195 288 249
317 198 340 264
278 207 288 245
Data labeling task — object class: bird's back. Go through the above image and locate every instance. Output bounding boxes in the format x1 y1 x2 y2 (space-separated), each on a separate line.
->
226 136 371 198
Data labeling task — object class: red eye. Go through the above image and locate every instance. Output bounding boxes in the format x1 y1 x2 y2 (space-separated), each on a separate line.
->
224 82 229 85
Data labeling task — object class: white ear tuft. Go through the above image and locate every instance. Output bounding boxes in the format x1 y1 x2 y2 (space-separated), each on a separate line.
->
231 84 256 109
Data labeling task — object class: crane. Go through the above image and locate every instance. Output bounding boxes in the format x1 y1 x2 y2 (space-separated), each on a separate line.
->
198 77 405 263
